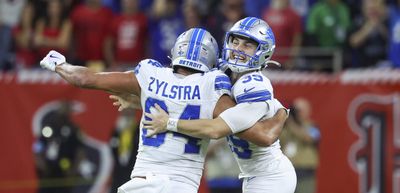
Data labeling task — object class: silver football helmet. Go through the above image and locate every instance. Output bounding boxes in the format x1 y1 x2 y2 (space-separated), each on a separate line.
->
171 28 219 72
221 17 276 73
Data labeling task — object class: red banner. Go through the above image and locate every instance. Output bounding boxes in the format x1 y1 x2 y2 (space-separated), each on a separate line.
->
1 69 400 193
0 71 119 193
267 69 400 193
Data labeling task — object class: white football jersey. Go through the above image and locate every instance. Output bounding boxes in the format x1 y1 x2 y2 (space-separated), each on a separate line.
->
226 71 284 178
131 59 231 188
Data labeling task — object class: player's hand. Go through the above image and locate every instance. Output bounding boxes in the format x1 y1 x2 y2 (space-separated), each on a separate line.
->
40 50 66 71
110 95 132 111
142 104 169 137
272 99 289 117
266 99 289 118
109 94 142 111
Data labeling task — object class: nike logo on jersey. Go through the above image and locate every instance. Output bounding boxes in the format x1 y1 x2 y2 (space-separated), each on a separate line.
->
243 87 256 93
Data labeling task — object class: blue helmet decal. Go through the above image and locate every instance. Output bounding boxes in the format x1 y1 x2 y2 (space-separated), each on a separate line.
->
239 17 258 30
186 28 206 61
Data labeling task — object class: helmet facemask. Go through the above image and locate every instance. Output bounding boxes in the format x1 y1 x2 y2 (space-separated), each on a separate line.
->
221 17 278 73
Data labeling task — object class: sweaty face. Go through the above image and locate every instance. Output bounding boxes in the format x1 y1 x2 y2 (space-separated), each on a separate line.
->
228 35 258 63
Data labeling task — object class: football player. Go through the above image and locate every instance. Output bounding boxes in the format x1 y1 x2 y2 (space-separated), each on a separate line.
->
40 27 288 193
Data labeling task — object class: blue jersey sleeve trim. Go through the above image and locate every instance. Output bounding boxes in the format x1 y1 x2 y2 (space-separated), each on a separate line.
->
215 75 232 91
215 75 230 83
236 90 271 103
215 82 232 90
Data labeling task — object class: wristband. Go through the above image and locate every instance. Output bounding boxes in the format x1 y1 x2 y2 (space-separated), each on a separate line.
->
166 118 178 132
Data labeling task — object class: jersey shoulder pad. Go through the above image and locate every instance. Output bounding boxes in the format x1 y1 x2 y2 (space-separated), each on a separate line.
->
134 59 164 75
233 72 273 103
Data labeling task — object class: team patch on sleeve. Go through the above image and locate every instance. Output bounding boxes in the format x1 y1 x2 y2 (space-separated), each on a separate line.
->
134 59 163 75
236 90 271 103
214 75 232 92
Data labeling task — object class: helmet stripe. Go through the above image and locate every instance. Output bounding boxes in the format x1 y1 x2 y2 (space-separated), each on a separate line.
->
240 17 257 30
186 28 200 60
239 17 251 30
244 17 258 30
192 29 205 61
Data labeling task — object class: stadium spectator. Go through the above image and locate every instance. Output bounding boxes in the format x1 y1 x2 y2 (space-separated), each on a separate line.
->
344 0 363 20
33 0 72 62
262 0 303 69
0 0 26 71
102 0 122 13
147 0 185 66
109 109 140 193
280 98 320 193
304 0 351 71
182 0 205 28
206 0 246 48
289 0 317 25
70 0 113 70
64 0 82 15
244 0 270 18
104 0 148 70
306 0 351 48
388 0 400 68
349 0 388 68
13 2 37 69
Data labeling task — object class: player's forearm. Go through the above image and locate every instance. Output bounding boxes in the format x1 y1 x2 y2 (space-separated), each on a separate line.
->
236 108 287 146
177 117 231 139
261 108 287 144
55 63 97 89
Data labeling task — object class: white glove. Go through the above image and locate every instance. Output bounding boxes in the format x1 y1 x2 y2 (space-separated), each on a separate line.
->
40 50 66 71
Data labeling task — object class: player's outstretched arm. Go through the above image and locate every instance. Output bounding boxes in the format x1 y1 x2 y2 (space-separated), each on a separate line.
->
40 50 140 95
144 95 271 139
143 96 288 146
142 95 235 139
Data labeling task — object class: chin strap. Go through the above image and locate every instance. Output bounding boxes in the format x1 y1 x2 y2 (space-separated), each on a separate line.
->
262 60 281 69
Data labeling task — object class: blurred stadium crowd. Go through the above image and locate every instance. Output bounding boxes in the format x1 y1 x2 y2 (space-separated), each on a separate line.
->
0 0 399 73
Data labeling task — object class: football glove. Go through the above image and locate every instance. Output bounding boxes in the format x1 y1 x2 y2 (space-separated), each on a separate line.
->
40 50 66 71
